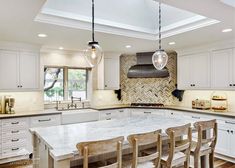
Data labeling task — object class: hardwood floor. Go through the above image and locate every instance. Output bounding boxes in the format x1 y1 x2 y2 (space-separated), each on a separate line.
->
0 158 234 168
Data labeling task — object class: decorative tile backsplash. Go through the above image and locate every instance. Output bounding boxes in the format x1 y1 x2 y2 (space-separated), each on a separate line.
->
120 52 178 105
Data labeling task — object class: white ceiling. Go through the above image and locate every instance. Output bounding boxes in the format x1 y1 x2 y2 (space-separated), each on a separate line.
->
0 0 234 53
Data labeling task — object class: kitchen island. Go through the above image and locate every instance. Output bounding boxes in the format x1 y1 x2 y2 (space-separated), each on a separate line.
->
30 116 205 168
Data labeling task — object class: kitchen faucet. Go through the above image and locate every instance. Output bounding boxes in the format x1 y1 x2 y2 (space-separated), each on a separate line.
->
68 96 81 109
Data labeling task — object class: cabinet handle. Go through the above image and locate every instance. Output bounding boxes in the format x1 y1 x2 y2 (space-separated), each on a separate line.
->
233 84 235 87
144 112 152 114
11 139 19 142
11 122 19 125
106 118 111 120
11 130 19 133
119 110 124 113
106 113 111 115
230 84 233 87
12 148 19 151
225 121 235 125
38 119 51 122
192 116 200 119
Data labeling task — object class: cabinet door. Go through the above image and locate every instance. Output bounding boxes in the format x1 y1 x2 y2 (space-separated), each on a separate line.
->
104 57 120 90
177 56 191 89
192 53 210 88
216 124 230 156
230 128 235 157
0 50 19 90
211 49 233 88
19 51 39 89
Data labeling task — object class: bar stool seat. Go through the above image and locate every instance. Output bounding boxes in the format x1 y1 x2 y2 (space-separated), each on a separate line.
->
190 141 211 154
161 152 186 164
123 159 157 168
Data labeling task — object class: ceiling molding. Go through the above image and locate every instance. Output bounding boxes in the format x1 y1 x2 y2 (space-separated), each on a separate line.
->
35 10 219 41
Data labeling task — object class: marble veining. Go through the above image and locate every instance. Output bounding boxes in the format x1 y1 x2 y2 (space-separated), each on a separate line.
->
31 116 196 160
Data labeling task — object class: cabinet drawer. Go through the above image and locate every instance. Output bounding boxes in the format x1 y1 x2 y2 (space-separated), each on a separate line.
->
99 110 118 120
1 147 28 158
2 138 27 150
30 115 61 128
2 118 28 131
2 130 28 141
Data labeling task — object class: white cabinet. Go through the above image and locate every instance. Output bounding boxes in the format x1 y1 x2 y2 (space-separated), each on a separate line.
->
97 52 120 90
216 123 230 156
211 48 234 89
99 109 130 120
0 50 19 90
215 119 235 158
30 114 61 128
131 109 166 117
0 118 30 160
0 50 40 91
19 52 39 89
178 52 210 89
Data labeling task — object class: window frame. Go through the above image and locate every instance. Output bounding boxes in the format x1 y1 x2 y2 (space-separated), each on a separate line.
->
44 66 90 102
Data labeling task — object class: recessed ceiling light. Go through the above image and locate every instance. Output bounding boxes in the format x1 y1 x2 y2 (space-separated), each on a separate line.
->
59 47 64 50
222 28 232 33
125 45 132 48
169 42 176 45
38 33 48 38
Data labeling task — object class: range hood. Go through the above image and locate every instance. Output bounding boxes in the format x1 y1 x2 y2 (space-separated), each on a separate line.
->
127 52 169 78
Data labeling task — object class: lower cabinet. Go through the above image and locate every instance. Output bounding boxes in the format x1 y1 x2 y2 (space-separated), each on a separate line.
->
0 114 61 164
131 109 166 116
99 109 130 120
216 120 235 158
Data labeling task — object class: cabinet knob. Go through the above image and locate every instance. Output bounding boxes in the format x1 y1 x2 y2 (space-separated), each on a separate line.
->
231 130 234 134
105 85 107 87
233 84 235 87
230 84 233 86
227 130 230 133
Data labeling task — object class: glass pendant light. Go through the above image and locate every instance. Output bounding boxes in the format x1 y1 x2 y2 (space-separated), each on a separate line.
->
85 0 103 68
152 1 168 70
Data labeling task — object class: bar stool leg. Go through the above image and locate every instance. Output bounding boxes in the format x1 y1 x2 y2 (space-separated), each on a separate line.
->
194 154 200 168
209 152 214 168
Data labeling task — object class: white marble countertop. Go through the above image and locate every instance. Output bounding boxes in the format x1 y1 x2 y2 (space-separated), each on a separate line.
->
30 116 197 161
0 109 61 119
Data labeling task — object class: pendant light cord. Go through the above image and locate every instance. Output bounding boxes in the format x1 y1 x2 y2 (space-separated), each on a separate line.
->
158 1 162 50
92 0 95 42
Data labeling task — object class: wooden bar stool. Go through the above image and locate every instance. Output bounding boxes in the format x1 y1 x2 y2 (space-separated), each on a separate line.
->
76 136 124 168
161 123 192 168
123 130 162 168
191 120 217 168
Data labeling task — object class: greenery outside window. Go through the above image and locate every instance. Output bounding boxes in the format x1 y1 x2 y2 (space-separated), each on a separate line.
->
44 67 88 102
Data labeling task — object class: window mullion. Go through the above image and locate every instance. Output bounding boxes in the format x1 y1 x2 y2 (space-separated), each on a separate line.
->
64 67 68 100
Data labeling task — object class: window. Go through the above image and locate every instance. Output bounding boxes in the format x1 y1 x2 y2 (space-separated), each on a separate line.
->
44 67 64 101
68 68 87 100
44 67 88 102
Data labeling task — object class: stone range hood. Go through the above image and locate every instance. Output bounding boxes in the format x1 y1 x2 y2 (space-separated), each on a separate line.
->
127 52 170 78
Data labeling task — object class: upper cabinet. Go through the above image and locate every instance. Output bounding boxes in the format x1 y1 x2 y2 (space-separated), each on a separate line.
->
178 47 235 90
97 52 120 90
178 52 210 90
0 49 40 91
211 48 233 89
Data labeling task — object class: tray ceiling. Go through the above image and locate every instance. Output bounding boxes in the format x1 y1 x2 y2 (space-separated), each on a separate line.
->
35 0 219 40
